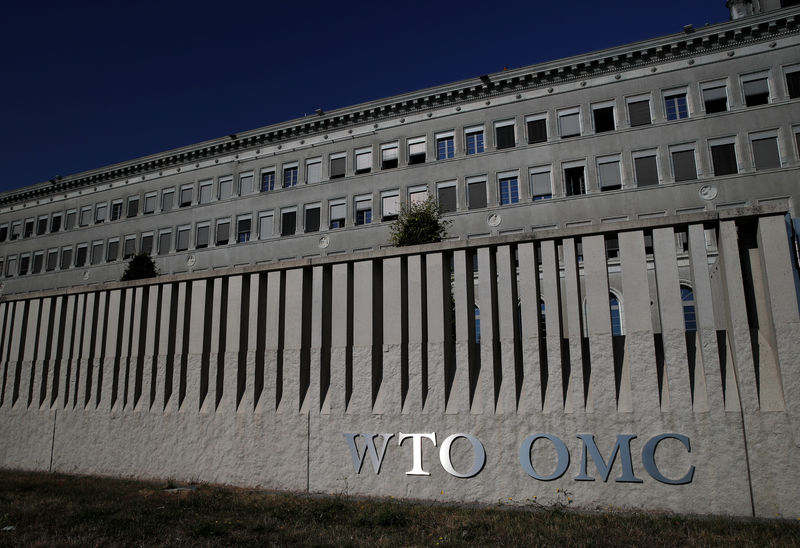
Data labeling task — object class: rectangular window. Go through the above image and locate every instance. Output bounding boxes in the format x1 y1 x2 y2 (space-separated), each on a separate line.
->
157 230 171 255
32 252 43 274
60 247 72 269
123 236 136 259
436 131 455 160
592 102 615 133
94 203 107 224
701 81 728 113
106 239 119 262
5 256 16 277
329 200 346 229
355 195 372 225
330 153 346 178
161 189 174 211
258 212 274 239
498 174 520 205
495 120 515 149
355 147 372 174
260 170 276 192
75 245 88 267
306 159 322 184
127 196 139 217
409 185 428 205
465 126 485 154
597 156 622 191
381 143 399 169
196 223 210 248
0 259 5 277
785 65 800 99
49 248 61 270
664 90 689 120
283 164 298 187
381 191 400 220
218 176 233 199
239 172 254 195
558 108 581 138
709 137 738 176
304 206 320 233
23 219 34 238
199 180 213 203
530 167 552 200
751 131 781 170
143 193 157 214
216 219 230 246
140 233 154 255
90 241 104 265
627 95 652 127
79 206 92 227
180 184 193 207
0 224 6 242
36 216 48 236
237 216 251 242
671 145 698 181
742 72 770 106
525 115 547 144
408 137 426 165
50 213 62 232
467 178 487 210
176 226 190 251
110 200 123 221
19 254 30 275
633 151 659 187
66 210 77 230
10 221 21 240
437 182 457 213
281 209 297 236
564 164 586 196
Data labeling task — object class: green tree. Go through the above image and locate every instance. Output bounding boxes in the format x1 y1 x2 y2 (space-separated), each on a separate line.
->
389 196 451 247
121 253 158 281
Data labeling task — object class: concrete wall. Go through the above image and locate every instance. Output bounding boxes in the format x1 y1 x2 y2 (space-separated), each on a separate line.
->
1 207 799 518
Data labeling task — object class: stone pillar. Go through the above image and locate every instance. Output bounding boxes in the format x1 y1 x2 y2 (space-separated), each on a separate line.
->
166 282 187 413
153 284 173 413
381 257 403 414
58 296 76 410
562 238 585 413
2 301 25 408
115 289 133 412
184 280 207 414
70 293 87 410
89 291 107 410
540 240 563 414
451 250 475 415
43 297 64 410
259 271 282 414
280 268 305 414
242 273 262 413
425 252 449 415
583 235 614 414
15 298 40 410
517 242 543 414
220 276 243 414
308 266 328 415
405 255 425 414
127 288 145 411
76 292 98 410
32 298 52 410
201 279 223 414
328 264 349 414
101 291 121 412
352 260 376 414
495 245 519 414
476 246 497 414
136 288 159 412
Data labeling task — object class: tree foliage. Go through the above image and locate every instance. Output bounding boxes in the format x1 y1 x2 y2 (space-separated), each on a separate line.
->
121 253 158 281
389 197 451 247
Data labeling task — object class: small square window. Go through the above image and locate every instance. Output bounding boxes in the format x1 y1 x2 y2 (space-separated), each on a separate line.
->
355 195 372 225
176 226 190 251
283 165 298 187
664 92 689 120
467 178 487 210
199 181 212 203
558 109 581 138
329 201 346 229
633 153 659 187
498 175 519 205
709 138 738 176
597 157 622 191
526 116 547 144
330 154 346 178
465 127 485 154
381 144 399 169
355 148 372 174
564 165 586 196
702 83 728 113
495 121 515 149
196 224 210 249
239 173 254 195
408 138 426 165
281 209 297 236
260 171 276 192
436 133 454 160
627 97 651 126
751 132 781 170
592 103 615 133
742 74 770 106
530 168 552 200
671 146 698 182
236 217 251 243
306 159 322 184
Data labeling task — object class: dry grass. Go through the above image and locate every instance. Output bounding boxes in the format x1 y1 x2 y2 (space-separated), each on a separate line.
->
0 470 797 547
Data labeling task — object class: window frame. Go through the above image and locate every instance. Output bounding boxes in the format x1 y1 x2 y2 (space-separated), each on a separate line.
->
563 160 587 197
218 176 234 200
407 136 426 165
436 180 458 213
464 125 485 154
354 147 372 174
741 71 771 107
435 130 455 160
195 222 210 249
157 229 171 256
749 129 782 170
700 79 729 114
179 184 193 207
110 200 123 221
626 93 652 127
282 162 299 188
494 119 516 149
525 114 547 144
354 194 372 226
106 238 120 262
662 87 690 120
161 188 175 212
669 143 700 182
75 243 89 267
557 107 581 138
330 152 346 179
260 169 276 192
329 198 347 229
281 207 297 236
466 176 487 210
236 215 252 243
529 166 553 200
708 136 739 176
175 225 191 251
497 171 520 205
597 155 623 191
632 149 660 187
306 158 322 184
258 211 274 239
381 190 400 221
239 171 255 195
198 180 213 203
143 192 157 214
380 142 399 169
591 101 616 133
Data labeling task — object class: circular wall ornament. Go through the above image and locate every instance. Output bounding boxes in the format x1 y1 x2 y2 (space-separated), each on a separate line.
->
699 184 718 201
318 236 330 249
187 255 196 267
82 270 90 280
487 213 501 227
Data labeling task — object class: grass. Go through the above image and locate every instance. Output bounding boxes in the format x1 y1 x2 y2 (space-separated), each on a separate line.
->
0 470 797 547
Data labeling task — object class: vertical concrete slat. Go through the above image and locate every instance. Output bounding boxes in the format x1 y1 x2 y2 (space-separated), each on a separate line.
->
425 253 448 415
4 301 26 409
476 246 497 414
116 289 133 413
202 279 223 414
127 288 144 411
221 275 242 414
309 266 326 415
32 298 52 409
137 288 159 412
452 250 474 415
44 297 63 410
381 257 403 414
154 284 173 413
184 280 207 414
16 299 40 409
58 296 76 410
259 271 282 414
495 245 518 414
167 282 187 413
76 293 96 410
405 255 425 414
91 292 107 409
328 264 349 414
243 273 261 413
0 302 7 388
281 269 304 414
0 302 16 409
562 238 585 414
541 240 563 414
351 260 374 414
70 293 86 410
583 234 615 414
517 242 543 414
102 290 121 412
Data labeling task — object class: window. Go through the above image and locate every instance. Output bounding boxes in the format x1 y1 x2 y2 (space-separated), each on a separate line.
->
610 293 623 336
196 223 210 248
436 131 455 160
381 191 400 221
785 65 800 99
32 252 43 274
36 216 47 236
0 224 6 242
495 119 515 149
180 184 193 207
23 219 34 238
354 195 372 225
408 185 428 205
306 159 322 184
627 95 652 127
330 153 346 178
94 203 107 224
0 258 4 277
258 212 274 239
75 244 88 267
355 147 372 174
143 193 157 214
199 180 213 203
281 208 297 236
530 167 552 200
437 182 457 213
664 90 689 120
260 170 276 192
91 241 104 265
65 209 77 230
239 172 254 195
381 143 399 169
597 156 622 191
592 102 615 133
236 216 251 243
106 238 119 262
681 285 697 331
563 163 586 196
498 174 519 205
750 131 781 170
701 81 728 113
6 256 17 276
127 196 139 218
216 219 231 246
10 221 21 240
558 108 581 138
709 137 738 176
60 247 72 269
465 126 485 154
304 205 320 233
467 177 487 210
123 236 136 259
218 176 233 199
283 164 298 187
77 206 91 227
329 200 346 229
408 137 426 165
633 150 659 187
110 200 123 221
176 226 190 251
50 213 62 232
19 254 30 275
526 115 547 144
157 230 171 255
140 233 154 255
670 144 698 182
161 189 174 211
742 72 770 106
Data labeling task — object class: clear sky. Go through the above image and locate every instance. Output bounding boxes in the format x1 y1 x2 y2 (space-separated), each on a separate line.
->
0 0 729 194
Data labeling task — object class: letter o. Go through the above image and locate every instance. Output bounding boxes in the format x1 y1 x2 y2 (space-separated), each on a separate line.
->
439 433 486 478
519 434 570 481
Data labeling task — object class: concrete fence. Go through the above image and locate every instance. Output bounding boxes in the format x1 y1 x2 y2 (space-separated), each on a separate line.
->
1 206 798 518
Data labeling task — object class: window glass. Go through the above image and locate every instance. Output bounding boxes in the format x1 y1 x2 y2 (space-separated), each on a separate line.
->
436 134 454 160
329 202 346 229
408 138 426 165
564 166 586 196
281 210 297 236
283 165 298 187
330 155 346 178
50 214 62 232
592 105 615 133
495 122 515 149
237 217 251 242
196 224 210 248
258 213 274 238
355 196 372 225
628 99 651 126
598 158 622 191
216 220 230 245
36 216 48 235
558 111 580 138
664 92 688 120
106 240 119 262
530 169 552 200
127 197 139 217
467 180 487 209
526 118 547 144
752 135 781 170
219 177 233 199
180 185 193 207
176 227 190 250
199 181 213 203
381 144 399 169
786 69 800 99
141 233 154 255
161 190 174 211
239 173 254 195
355 148 372 174
143 194 156 214
306 160 322 184
672 149 697 181
91 242 103 265
123 237 136 259
743 76 769 106
75 245 88 267
702 85 728 113
499 176 519 205
710 141 738 176
260 171 275 192
381 193 400 220
437 184 457 213
95 204 107 224
634 155 659 186
157 231 171 255
110 201 123 221
465 129 485 154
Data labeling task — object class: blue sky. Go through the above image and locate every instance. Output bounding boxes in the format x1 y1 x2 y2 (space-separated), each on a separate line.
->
0 0 729 194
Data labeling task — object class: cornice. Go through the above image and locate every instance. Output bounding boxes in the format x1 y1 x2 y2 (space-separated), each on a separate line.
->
2 8 798 208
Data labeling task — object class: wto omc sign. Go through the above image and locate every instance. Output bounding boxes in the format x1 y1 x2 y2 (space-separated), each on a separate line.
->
343 432 695 485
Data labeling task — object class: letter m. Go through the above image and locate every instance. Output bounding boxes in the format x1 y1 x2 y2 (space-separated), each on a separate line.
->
343 433 395 474
575 434 642 483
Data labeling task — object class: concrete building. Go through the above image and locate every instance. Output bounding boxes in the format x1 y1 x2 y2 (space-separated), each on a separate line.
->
0 0 799 518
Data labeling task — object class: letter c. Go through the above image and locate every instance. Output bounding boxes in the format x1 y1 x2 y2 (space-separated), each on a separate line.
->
642 433 695 485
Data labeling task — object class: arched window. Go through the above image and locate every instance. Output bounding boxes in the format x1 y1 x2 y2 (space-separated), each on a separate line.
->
680 285 696 331
609 292 624 336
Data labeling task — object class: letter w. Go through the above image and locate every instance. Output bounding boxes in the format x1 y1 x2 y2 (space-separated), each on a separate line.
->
343 433 395 474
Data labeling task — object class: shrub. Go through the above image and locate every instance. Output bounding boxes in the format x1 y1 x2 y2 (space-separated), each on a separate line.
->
389 197 451 247
121 253 158 281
